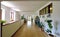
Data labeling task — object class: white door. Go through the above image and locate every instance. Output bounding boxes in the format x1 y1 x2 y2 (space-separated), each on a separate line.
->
27 16 32 28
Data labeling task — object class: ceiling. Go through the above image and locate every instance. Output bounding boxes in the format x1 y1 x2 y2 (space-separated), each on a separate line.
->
1 1 50 12
3 0 59 1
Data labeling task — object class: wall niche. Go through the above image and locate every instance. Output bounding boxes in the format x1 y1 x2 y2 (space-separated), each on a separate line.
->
39 3 53 15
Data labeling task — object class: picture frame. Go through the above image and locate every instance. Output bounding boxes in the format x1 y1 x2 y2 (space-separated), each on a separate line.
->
39 10 42 15
41 9 44 15
45 7 46 14
43 8 45 14
45 6 48 14
39 10 41 15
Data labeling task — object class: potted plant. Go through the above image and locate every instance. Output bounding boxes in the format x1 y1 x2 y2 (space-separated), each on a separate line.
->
21 15 24 20
40 22 45 31
46 29 52 33
47 20 53 29
45 19 53 34
0 20 6 25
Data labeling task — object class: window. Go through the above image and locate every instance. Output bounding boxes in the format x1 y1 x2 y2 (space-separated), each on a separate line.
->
1 8 5 20
10 11 16 22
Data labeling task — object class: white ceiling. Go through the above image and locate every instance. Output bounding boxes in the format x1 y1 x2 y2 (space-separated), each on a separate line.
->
2 1 50 12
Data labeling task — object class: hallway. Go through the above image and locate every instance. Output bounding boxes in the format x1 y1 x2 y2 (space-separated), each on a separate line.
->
12 23 48 37
1 1 60 37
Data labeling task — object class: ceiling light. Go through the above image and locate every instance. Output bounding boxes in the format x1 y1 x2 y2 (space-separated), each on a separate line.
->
1 1 21 11
1 1 15 8
12 8 21 11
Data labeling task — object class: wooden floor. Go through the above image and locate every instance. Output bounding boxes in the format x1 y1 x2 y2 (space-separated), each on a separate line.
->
12 23 48 37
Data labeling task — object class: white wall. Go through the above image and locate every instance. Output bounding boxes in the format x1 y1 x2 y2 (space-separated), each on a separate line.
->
15 11 20 21
1 5 11 24
52 1 60 37
35 2 53 34
1 4 20 24
1 4 22 37
36 1 60 37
